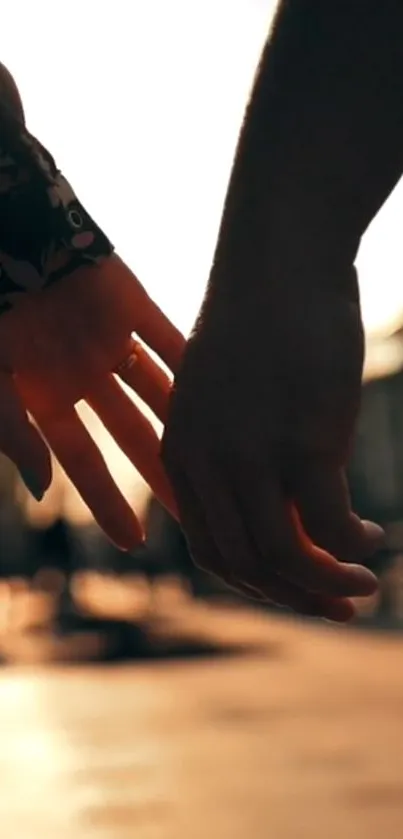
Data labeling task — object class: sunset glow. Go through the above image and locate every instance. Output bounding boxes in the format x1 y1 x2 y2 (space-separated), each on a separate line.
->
4 0 403 521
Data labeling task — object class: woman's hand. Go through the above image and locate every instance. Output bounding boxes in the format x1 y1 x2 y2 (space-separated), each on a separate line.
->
0 254 185 549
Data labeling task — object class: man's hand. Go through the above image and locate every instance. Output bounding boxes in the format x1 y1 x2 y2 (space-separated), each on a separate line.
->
161 0 403 622
162 279 382 621
0 255 185 549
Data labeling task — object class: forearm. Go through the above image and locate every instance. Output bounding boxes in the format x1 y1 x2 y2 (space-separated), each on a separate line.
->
0 63 112 314
210 0 403 296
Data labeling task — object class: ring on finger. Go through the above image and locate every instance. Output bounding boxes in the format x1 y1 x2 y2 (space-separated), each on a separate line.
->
114 339 141 376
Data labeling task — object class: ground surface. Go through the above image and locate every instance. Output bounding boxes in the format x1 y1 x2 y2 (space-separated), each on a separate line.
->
0 602 402 839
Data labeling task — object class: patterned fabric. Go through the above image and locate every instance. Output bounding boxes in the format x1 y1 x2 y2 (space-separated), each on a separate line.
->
0 96 113 315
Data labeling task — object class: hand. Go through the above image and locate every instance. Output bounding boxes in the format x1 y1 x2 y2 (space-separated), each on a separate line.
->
162 279 383 621
0 254 185 549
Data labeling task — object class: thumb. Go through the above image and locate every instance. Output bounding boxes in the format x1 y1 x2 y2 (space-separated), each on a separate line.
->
0 371 52 500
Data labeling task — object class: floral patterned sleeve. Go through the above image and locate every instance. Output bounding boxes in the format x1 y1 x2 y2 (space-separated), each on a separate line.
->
0 65 113 315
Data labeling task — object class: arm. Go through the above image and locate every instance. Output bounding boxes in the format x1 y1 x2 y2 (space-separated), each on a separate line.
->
0 64 185 550
0 63 112 314
162 1 393 619
210 0 403 299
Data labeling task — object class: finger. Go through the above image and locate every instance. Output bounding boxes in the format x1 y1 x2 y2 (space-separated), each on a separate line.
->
237 578 355 622
115 338 172 424
87 376 177 518
213 456 378 598
135 295 185 375
36 408 143 550
168 455 355 621
291 465 385 562
162 462 260 598
0 371 51 499
114 258 185 374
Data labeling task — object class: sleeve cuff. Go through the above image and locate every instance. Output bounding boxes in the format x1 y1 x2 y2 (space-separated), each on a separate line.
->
0 117 113 313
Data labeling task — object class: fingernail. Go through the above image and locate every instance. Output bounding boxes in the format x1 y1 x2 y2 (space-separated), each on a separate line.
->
19 469 45 502
362 521 386 551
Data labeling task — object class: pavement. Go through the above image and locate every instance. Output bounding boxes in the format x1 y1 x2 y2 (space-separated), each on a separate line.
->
0 600 403 839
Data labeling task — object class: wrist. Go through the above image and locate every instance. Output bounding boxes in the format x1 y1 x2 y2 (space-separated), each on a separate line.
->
208 191 360 311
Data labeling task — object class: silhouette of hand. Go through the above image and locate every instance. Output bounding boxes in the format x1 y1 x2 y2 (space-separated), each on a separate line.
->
162 280 382 621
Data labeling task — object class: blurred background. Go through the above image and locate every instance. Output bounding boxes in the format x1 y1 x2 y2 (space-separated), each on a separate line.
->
1 1 403 837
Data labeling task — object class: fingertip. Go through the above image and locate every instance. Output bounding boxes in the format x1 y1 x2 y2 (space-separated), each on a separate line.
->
323 598 356 623
124 533 146 553
345 563 378 595
362 520 386 553
94 501 144 552
109 519 145 552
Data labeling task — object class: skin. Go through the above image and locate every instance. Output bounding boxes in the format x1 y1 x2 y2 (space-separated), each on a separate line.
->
162 1 403 620
0 255 185 549
1 3 399 620
0 62 185 550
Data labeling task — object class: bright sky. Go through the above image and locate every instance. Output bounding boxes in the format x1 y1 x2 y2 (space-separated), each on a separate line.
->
4 0 403 520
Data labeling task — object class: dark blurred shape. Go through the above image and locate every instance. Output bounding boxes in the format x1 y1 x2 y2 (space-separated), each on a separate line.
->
144 494 193 578
27 518 75 577
0 455 27 580
0 474 242 663
348 326 403 624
